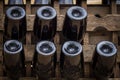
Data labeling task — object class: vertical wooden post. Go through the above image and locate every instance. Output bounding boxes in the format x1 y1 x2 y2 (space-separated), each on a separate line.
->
26 0 31 14
111 0 117 14
82 0 87 10
0 0 3 14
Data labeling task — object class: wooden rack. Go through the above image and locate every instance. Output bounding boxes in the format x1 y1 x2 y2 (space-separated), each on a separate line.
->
0 0 120 80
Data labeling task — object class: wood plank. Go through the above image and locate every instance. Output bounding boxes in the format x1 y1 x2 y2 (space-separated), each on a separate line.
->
89 31 112 45
0 1 3 14
87 0 102 5
111 0 117 14
87 5 110 15
113 64 120 78
31 0 34 4
112 32 118 45
83 45 95 62
56 45 61 62
0 32 3 48
57 15 65 31
83 33 89 45
82 0 87 10
24 45 35 62
26 0 31 14
84 63 91 77
25 62 32 77
26 32 32 45
87 15 120 31
0 14 4 31
116 46 120 62
27 15 35 31
0 49 3 76
54 1 60 15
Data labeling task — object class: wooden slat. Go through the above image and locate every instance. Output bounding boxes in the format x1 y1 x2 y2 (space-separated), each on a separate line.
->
113 64 120 78
0 49 3 76
88 31 112 45
24 45 35 62
31 0 34 4
84 63 91 77
26 0 31 14
116 46 120 62
87 0 102 5
112 32 118 45
82 0 87 10
0 15 4 31
27 15 34 31
83 45 95 62
0 1 3 14
0 32 3 48
111 0 117 14
87 5 110 15
26 32 32 44
87 15 120 31
83 33 89 45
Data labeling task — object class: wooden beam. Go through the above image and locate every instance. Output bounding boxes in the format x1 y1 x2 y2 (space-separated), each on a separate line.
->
87 0 102 5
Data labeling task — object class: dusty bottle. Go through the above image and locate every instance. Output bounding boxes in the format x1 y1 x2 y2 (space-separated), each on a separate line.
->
33 6 57 43
116 0 120 4
33 41 56 79
60 41 83 80
59 0 73 4
92 41 117 80
4 6 26 43
8 0 23 5
34 0 53 4
3 40 25 80
63 6 87 41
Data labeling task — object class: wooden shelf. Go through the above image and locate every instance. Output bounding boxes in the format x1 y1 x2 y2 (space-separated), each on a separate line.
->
0 0 120 79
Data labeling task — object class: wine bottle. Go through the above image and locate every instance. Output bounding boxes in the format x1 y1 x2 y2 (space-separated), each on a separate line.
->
59 0 73 4
33 6 57 43
60 41 83 80
4 6 26 43
92 41 117 80
3 40 25 80
33 41 56 79
8 0 23 5
63 6 87 41
34 0 52 4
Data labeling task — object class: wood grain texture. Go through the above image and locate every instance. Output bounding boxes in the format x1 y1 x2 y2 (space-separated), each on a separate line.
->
87 0 102 4
0 15 4 31
24 45 35 62
87 15 120 31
